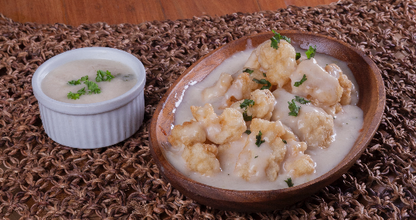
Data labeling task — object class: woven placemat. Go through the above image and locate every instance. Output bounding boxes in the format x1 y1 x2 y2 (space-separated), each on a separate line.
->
1 0 416 218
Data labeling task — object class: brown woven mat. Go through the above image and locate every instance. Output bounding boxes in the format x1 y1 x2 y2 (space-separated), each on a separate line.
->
1 0 416 218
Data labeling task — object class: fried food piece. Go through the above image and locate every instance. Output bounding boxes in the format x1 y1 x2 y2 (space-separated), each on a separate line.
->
291 59 343 112
202 72 233 102
265 137 287 181
191 103 247 145
250 89 275 120
338 74 353 105
168 121 206 148
244 50 261 70
234 119 287 182
250 118 285 141
224 72 260 104
298 110 334 149
284 140 315 177
272 88 334 149
325 64 353 105
229 89 275 120
182 143 221 176
281 125 297 142
253 40 297 88
285 154 315 177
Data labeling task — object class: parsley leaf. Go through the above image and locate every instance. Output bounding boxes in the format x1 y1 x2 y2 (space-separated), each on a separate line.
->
296 52 301 60
96 70 115 82
67 91 80 100
77 87 86 96
306 45 317 59
243 68 254 74
263 72 267 77
243 112 252 121
282 139 287 144
288 99 301 116
293 74 307 87
270 30 291 49
68 80 81 85
295 96 311 104
80 75 89 81
255 131 266 147
254 155 258 158
240 99 255 109
285 178 294 187
253 78 272 90
240 99 255 121
84 80 101 94
68 75 89 85
67 87 87 100
244 130 251 135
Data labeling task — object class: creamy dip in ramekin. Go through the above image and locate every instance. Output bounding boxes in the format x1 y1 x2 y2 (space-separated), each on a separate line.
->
32 47 146 149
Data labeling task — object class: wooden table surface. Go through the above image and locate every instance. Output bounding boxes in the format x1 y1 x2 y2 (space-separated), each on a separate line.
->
1 0 338 26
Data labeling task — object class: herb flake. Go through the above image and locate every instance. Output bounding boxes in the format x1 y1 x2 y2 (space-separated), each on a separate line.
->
285 178 294 187
243 68 254 74
243 112 252 121
295 96 311 104
293 74 307 87
288 99 301 116
68 75 88 85
84 80 101 94
270 30 291 49
96 70 115 82
296 52 301 60
240 99 255 109
244 130 252 135
253 78 271 90
306 45 317 59
282 139 287 144
255 131 266 147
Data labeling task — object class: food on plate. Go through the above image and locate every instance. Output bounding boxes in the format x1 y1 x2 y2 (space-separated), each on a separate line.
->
165 31 363 190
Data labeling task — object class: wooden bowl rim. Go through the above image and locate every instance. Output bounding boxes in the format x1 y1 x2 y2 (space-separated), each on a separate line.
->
149 30 385 197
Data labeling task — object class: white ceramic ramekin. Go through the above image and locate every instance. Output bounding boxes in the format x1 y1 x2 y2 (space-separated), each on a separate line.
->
32 47 146 149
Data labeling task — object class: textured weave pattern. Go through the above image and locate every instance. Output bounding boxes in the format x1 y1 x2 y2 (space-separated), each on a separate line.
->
1 0 416 218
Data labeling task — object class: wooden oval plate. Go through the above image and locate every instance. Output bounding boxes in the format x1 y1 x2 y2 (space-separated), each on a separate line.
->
149 30 385 212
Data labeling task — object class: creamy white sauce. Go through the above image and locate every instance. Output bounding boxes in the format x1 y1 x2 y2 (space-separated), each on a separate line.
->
166 44 363 190
42 59 137 104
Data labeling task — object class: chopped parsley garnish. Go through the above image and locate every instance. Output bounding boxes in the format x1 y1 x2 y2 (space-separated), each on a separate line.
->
243 68 254 74
68 80 80 85
240 99 255 121
244 130 251 135
288 99 301 116
77 87 86 96
285 178 294 187
255 131 266 147
293 74 307 87
296 52 301 60
305 45 317 59
254 155 258 158
270 30 291 49
243 112 253 121
96 70 115 82
295 96 311 104
252 78 271 90
282 139 287 144
84 80 101 94
67 92 80 100
263 72 267 77
240 99 255 109
67 87 87 100
68 75 88 85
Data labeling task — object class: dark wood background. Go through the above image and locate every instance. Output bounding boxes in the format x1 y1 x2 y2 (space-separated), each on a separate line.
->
0 0 338 26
